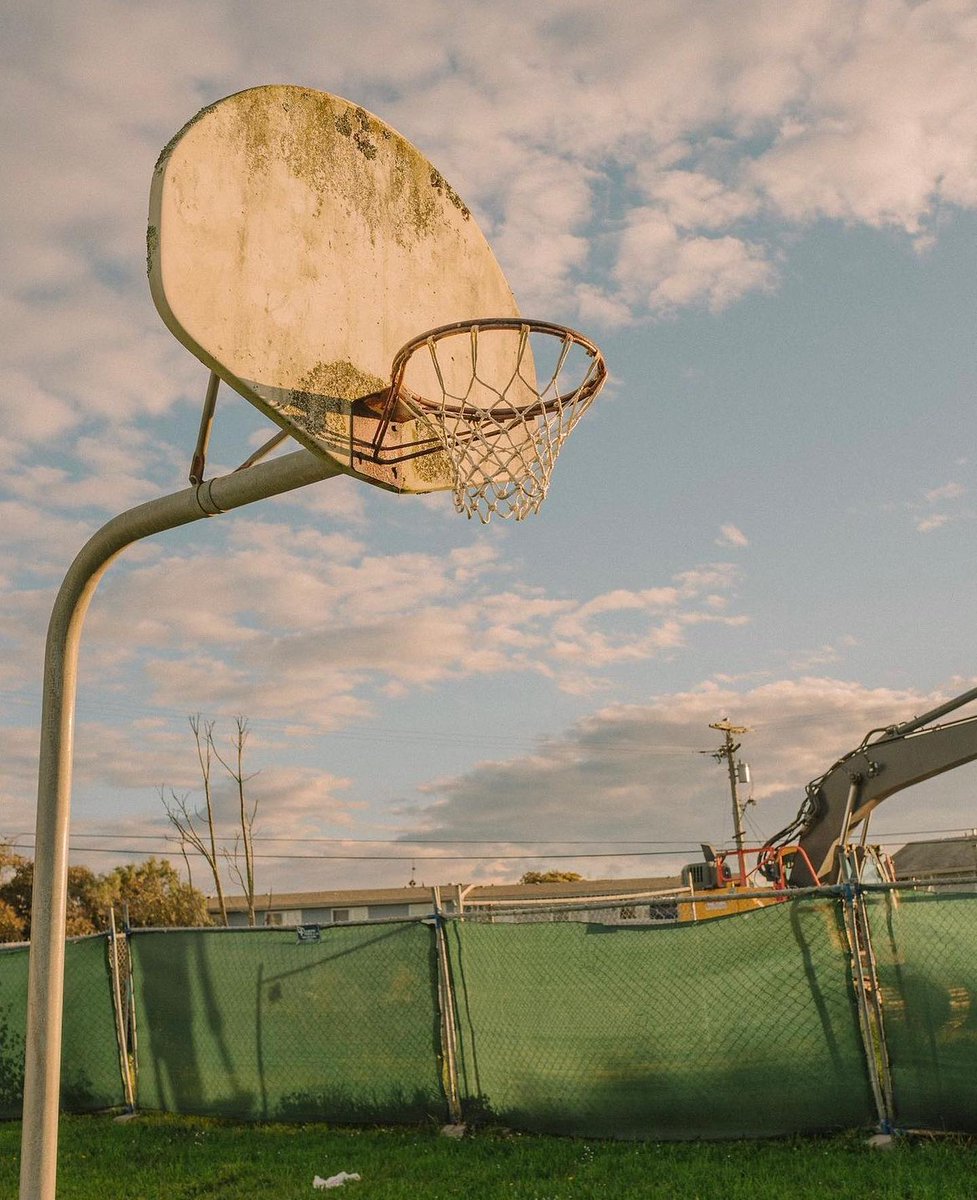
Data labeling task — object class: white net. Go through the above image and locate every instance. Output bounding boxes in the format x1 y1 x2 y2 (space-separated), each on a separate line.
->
387 320 607 523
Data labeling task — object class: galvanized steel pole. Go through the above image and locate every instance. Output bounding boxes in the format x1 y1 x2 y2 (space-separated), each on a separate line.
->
19 449 341 1200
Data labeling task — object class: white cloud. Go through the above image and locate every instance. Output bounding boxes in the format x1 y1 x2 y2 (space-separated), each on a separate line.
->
909 478 973 532
614 211 776 313
279 474 372 527
487 151 596 312
748 0 977 232
789 644 843 671
925 481 966 503
0 372 81 445
916 513 952 533
548 576 746 669
74 535 747 722
396 0 977 321
636 169 760 231
2 0 976 374
716 523 750 548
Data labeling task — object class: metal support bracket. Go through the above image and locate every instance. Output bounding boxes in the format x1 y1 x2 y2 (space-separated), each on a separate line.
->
189 372 220 484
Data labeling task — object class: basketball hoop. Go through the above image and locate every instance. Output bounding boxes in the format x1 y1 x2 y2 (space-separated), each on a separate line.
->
379 319 607 522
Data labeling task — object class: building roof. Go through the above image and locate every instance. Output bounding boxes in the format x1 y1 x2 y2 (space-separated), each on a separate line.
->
466 874 683 904
209 873 685 914
212 885 442 913
892 836 977 880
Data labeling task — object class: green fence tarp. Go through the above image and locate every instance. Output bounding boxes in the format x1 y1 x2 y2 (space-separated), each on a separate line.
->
129 923 446 1123
447 899 874 1139
868 890 977 1132
0 936 125 1118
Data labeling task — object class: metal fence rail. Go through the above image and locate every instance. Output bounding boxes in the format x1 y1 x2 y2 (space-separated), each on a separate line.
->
2 884 977 1137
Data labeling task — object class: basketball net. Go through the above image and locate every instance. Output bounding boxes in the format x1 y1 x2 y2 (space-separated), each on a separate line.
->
386 319 607 523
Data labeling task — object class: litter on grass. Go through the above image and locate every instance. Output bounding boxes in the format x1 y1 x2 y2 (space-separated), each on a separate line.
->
313 1172 361 1189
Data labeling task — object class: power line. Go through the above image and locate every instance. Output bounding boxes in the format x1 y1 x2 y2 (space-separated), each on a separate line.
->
7 827 972 861
5 843 697 863
3 832 697 847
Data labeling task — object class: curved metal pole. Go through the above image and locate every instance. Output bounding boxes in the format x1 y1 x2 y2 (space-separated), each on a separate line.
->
20 448 340 1200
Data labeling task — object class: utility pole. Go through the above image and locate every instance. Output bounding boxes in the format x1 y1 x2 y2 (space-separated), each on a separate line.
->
706 720 752 855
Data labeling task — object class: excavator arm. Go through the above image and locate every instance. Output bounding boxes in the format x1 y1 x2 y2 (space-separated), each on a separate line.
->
784 684 977 886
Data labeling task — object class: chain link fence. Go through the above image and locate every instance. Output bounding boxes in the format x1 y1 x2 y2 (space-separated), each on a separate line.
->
0 936 124 1118
864 886 977 1133
446 896 873 1137
3 886 977 1138
128 923 445 1123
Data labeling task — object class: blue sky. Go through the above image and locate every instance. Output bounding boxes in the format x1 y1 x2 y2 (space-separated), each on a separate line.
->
3 0 977 895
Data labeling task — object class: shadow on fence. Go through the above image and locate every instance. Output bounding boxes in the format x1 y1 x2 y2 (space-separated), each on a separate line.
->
3 885 977 1138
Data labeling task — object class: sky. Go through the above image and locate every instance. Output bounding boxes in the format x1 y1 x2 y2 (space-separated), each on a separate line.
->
3 0 977 899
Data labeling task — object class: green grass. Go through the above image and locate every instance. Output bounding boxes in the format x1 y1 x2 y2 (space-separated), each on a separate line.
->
2 1115 976 1200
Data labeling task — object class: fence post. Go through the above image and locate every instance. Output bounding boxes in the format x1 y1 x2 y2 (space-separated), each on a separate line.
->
106 909 134 1111
839 858 894 1131
432 886 463 1124
122 904 139 1094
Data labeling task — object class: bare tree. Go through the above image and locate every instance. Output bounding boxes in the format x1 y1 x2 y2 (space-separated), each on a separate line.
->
159 714 262 927
161 787 228 924
160 715 228 925
212 716 259 927
174 831 195 892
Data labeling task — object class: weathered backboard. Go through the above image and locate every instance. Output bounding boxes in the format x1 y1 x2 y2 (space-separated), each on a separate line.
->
149 85 521 493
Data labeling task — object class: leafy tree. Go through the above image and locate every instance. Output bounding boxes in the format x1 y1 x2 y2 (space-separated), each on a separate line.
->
97 858 210 928
0 854 209 940
0 861 102 940
2 842 31 944
0 899 25 943
519 871 584 884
